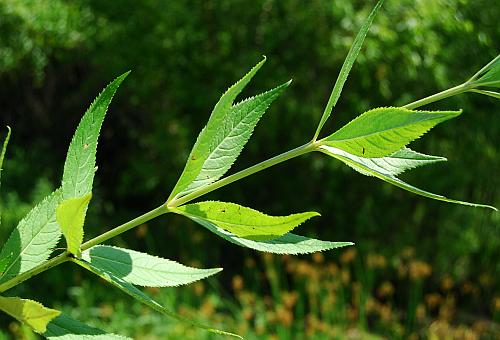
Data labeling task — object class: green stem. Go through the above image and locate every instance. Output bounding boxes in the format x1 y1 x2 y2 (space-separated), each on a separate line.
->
168 142 317 208
467 55 499 82
0 80 476 294
403 83 471 110
81 205 168 250
0 252 68 293
0 205 168 293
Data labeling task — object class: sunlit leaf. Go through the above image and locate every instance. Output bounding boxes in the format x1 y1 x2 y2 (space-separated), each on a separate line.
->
186 215 352 254
0 189 63 283
0 296 60 333
73 258 242 339
322 107 461 157
169 57 286 200
81 245 221 287
331 147 446 177
56 193 92 257
174 81 290 198
320 145 496 210
313 0 383 140
62 72 129 199
175 201 319 241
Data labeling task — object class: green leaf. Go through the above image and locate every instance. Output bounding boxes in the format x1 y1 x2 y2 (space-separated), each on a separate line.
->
0 126 11 232
81 245 222 287
0 296 61 333
62 72 129 199
169 57 269 200
0 254 12 275
174 82 290 198
335 147 446 177
175 201 319 241
313 0 383 140
45 313 130 340
56 193 92 257
322 107 461 158
474 54 500 87
320 145 497 210
185 215 352 254
0 189 63 283
0 126 11 196
73 258 242 339
469 89 500 100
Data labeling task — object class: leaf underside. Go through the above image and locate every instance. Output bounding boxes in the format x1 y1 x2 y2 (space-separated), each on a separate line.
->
314 0 383 139
0 189 63 283
81 245 222 287
320 145 496 210
45 313 130 340
74 258 241 339
323 107 461 158
56 193 92 257
0 296 61 334
175 201 320 241
187 215 353 254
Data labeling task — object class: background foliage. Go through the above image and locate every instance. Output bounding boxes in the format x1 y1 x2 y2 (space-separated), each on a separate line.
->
0 0 498 338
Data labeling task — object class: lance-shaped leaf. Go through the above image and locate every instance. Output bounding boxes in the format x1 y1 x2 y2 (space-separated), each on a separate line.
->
0 296 61 333
472 54 500 88
72 258 241 339
62 72 129 199
175 201 319 241
0 254 12 275
0 127 11 272
186 215 352 254
56 193 92 257
81 245 221 287
320 145 496 210
313 0 383 140
322 107 461 158
0 126 11 197
333 147 446 177
45 313 130 340
178 81 291 197
169 58 288 200
0 189 62 283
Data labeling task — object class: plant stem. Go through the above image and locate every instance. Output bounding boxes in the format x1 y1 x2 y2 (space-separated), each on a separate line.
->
0 79 476 293
81 205 169 250
0 205 168 293
168 142 317 207
403 83 471 110
0 252 68 293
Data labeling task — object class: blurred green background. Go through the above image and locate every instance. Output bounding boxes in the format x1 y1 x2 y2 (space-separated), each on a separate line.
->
0 0 498 339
